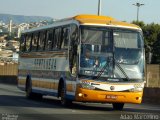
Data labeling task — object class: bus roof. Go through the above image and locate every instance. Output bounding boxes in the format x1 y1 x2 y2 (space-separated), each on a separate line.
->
73 14 141 30
22 14 141 34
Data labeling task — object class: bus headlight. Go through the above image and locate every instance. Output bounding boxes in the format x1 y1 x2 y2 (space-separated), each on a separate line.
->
134 87 143 92
79 81 95 90
129 87 143 92
134 83 144 92
129 83 144 92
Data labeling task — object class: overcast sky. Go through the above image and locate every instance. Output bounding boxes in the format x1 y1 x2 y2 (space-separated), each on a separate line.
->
0 0 159 23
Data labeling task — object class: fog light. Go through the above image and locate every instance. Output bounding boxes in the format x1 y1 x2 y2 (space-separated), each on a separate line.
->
84 94 87 97
78 93 83 97
136 97 141 100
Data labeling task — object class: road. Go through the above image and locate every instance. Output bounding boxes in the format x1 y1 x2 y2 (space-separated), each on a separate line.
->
0 84 159 120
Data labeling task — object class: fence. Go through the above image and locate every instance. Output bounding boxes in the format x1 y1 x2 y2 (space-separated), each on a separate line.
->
0 57 18 76
0 62 18 84
0 63 18 76
146 64 160 88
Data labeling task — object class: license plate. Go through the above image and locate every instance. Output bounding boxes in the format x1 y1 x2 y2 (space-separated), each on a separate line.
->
106 95 117 99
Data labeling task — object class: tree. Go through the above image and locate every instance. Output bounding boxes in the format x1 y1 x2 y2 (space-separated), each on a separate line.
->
132 21 160 64
132 20 145 28
152 32 160 63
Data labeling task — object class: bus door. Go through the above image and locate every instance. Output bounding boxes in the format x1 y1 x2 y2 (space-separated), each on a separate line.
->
68 24 79 96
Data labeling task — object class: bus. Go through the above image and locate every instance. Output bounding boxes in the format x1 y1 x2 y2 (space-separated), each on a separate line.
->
18 14 145 110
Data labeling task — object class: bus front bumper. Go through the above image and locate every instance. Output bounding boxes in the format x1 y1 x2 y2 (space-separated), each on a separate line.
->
75 88 143 104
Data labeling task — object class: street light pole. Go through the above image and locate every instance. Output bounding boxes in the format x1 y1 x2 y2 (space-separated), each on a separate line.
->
98 0 101 16
133 3 144 22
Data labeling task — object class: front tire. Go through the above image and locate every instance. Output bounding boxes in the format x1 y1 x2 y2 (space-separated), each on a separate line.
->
60 86 72 107
112 103 124 110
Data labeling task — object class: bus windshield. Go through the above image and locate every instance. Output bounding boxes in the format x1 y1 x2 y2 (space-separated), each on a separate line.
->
79 26 144 81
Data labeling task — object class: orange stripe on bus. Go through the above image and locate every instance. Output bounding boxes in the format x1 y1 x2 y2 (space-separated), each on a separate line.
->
18 79 74 92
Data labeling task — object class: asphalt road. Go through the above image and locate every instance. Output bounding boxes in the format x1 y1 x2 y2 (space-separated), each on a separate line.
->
0 84 159 120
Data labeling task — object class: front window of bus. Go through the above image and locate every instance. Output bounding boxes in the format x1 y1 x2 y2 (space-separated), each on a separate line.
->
79 26 145 81
114 30 145 80
79 26 114 78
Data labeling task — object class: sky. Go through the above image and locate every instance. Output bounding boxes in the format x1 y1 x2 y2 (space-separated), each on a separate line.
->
0 0 160 24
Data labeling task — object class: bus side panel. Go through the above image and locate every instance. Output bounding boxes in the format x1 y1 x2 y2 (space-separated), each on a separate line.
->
17 76 26 91
66 80 76 100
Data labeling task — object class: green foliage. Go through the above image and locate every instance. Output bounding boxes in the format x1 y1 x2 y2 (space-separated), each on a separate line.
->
152 32 160 63
132 21 160 64
132 21 145 28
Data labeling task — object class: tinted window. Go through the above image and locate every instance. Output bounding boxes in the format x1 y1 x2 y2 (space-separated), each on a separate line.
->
31 33 39 51
45 29 53 51
26 34 32 52
61 27 69 49
53 28 61 50
38 31 46 51
20 35 26 52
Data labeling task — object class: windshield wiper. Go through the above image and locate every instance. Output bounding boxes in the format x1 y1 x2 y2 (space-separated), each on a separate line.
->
93 60 130 81
115 61 130 81
92 60 108 80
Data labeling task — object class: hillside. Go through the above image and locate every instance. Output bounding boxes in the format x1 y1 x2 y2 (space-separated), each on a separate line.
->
0 13 52 24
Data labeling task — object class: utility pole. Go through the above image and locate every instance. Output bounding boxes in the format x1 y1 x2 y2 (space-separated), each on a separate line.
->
98 0 101 16
133 2 144 22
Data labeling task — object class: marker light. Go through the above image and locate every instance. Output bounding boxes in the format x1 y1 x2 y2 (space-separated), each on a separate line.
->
78 93 83 97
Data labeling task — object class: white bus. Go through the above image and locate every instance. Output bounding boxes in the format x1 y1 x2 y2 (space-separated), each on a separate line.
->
18 14 145 110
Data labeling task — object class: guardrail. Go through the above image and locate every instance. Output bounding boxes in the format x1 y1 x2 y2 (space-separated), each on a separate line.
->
0 62 159 88
146 64 160 88
0 63 18 76
0 57 18 84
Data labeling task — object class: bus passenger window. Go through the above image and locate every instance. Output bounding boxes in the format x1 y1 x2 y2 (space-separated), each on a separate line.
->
69 24 78 75
57 28 62 49
31 33 38 51
38 31 46 51
70 25 78 43
53 28 61 50
45 30 53 51
26 34 32 52
20 35 26 52
61 27 69 49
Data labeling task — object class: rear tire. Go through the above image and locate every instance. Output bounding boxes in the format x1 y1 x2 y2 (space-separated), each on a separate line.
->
26 78 42 100
26 79 33 99
60 86 72 107
112 103 124 110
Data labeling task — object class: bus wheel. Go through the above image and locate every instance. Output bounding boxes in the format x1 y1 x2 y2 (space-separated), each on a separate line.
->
112 103 124 110
26 79 42 100
60 86 72 107
26 79 33 99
